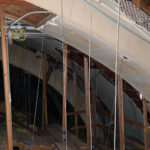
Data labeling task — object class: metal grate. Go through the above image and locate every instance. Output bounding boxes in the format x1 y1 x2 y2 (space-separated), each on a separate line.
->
112 0 150 31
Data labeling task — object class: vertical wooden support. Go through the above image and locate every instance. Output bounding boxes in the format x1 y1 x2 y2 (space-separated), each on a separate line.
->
142 97 148 150
92 89 97 145
117 76 125 150
84 57 91 149
73 72 78 137
62 44 68 145
42 52 48 131
0 7 13 150
132 0 141 8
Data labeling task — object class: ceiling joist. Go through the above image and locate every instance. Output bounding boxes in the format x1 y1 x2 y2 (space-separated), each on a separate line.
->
0 0 31 6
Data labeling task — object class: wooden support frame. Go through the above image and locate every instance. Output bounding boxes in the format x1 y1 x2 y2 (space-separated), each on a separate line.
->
62 44 68 145
97 109 144 128
72 123 145 150
0 7 13 150
97 124 145 150
42 52 48 131
73 72 78 136
68 108 144 129
84 56 91 149
142 97 148 150
69 93 149 150
117 76 125 150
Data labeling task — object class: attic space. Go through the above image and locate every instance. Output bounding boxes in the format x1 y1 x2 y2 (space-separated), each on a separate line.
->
0 0 150 150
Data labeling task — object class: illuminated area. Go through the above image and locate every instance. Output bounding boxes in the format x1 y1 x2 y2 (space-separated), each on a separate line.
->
0 0 150 150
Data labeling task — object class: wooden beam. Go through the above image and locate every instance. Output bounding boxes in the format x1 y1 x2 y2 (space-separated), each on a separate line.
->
0 7 13 150
71 125 86 130
73 72 78 137
68 104 144 130
67 110 85 116
0 0 31 5
42 52 48 131
92 89 97 145
132 0 141 8
13 141 52 150
118 76 125 150
62 44 68 145
142 97 148 150
84 57 91 149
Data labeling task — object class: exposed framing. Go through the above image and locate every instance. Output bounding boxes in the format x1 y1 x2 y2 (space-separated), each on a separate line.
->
0 6 13 150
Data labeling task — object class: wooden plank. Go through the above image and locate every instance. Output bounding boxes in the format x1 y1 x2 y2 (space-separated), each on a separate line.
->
71 125 86 130
62 43 68 146
0 7 13 150
3 11 35 27
117 76 125 150
142 97 148 150
73 72 79 137
92 89 97 145
42 52 48 131
13 141 52 150
0 0 31 5
84 56 91 149
67 110 85 116
132 0 141 8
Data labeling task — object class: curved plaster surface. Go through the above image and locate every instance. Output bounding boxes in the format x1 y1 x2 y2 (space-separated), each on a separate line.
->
26 0 150 101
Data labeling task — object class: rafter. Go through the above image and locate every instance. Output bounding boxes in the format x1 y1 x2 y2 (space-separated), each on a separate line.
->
0 0 31 5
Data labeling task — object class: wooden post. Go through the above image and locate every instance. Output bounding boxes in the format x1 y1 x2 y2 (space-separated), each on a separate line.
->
62 44 68 145
117 76 125 150
142 97 148 150
92 89 97 145
0 7 13 150
42 52 48 131
73 72 78 137
84 57 91 149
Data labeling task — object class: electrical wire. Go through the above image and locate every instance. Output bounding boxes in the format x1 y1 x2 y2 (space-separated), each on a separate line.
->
28 72 31 126
114 0 121 150
104 107 114 150
88 2 93 150
32 32 44 142
10 11 50 27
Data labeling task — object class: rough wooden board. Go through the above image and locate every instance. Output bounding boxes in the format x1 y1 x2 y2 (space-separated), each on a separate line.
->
3 3 49 26
0 122 88 150
46 123 88 150
0 126 54 149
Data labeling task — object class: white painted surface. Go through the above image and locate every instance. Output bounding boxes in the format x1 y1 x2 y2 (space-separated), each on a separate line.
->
26 0 150 101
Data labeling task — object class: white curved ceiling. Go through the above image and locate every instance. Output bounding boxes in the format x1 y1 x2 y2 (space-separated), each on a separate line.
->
26 0 150 101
